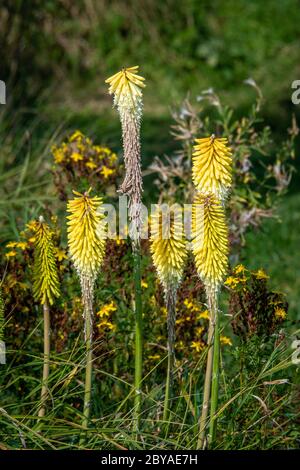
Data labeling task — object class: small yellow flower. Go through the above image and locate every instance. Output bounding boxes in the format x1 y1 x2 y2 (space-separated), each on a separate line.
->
234 264 246 275
220 335 232 346
6 241 17 248
5 250 17 258
224 276 239 288
197 310 210 320
16 241 28 250
86 161 97 170
253 269 269 280
148 354 161 360
69 130 84 142
161 306 167 316
274 307 287 320
110 153 117 163
101 166 114 179
70 152 83 162
96 301 117 318
141 280 148 289
191 340 205 353
97 320 116 331
52 146 65 164
195 326 205 336
54 248 68 262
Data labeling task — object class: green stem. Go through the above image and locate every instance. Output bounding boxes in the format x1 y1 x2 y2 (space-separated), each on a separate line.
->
81 275 94 443
133 245 143 431
38 301 50 418
163 350 172 423
197 290 217 449
209 307 220 446
163 286 176 426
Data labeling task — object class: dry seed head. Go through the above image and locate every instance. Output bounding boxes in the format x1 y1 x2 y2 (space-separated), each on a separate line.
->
150 207 187 289
67 190 106 279
192 135 232 200
105 66 145 120
32 217 60 305
192 192 229 290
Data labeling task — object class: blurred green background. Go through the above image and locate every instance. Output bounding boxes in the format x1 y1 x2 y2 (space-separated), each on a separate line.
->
0 0 299 315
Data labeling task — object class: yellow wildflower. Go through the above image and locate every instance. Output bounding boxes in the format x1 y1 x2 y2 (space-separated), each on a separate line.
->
5 250 17 258
195 326 205 336
274 307 287 320
253 269 269 280
96 301 117 318
141 280 148 289
86 161 97 170
16 241 28 250
197 310 210 320
234 264 246 275
101 166 114 179
97 319 116 331
191 340 205 353
69 130 84 142
70 152 83 162
148 354 161 360
6 241 17 248
54 248 68 262
224 276 240 288
220 335 232 346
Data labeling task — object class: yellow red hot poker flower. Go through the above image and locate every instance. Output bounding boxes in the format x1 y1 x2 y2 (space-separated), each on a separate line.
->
192 135 232 200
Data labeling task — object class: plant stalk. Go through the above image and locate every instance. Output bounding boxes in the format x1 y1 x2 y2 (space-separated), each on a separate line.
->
38 301 50 418
133 245 143 431
209 307 220 445
197 290 217 449
163 286 176 424
81 275 94 438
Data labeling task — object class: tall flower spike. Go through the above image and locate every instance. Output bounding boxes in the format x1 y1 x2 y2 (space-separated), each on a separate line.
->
67 190 106 280
67 189 106 434
105 66 145 120
192 135 232 200
150 207 187 290
32 217 60 305
192 192 229 292
106 66 145 430
150 206 187 420
105 66 145 244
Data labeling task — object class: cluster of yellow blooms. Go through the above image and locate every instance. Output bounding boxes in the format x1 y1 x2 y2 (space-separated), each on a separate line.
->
51 130 118 179
96 301 117 332
192 136 232 292
225 265 270 290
